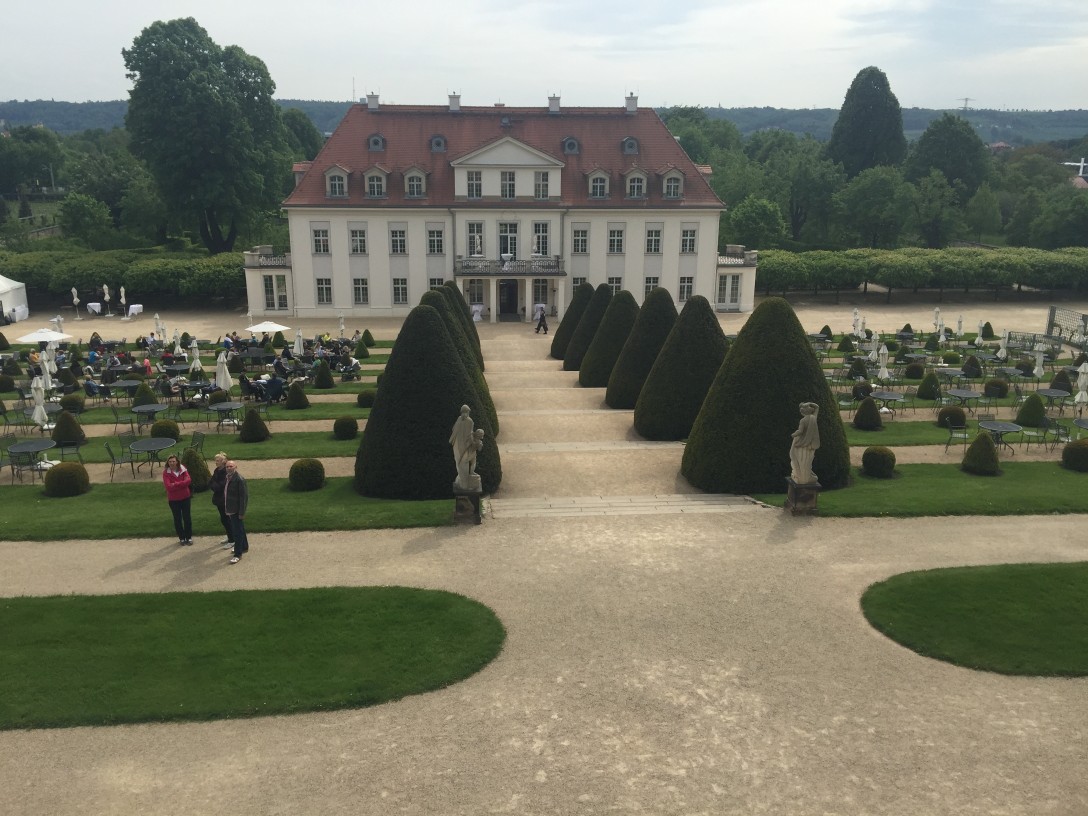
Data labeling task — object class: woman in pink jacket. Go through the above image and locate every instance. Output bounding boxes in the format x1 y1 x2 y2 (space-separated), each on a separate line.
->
162 455 193 545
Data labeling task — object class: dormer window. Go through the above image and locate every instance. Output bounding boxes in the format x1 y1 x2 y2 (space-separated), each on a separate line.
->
627 175 645 198
367 173 386 197
430 135 447 152
406 174 425 198
664 174 683 199
368 134 386 151
562 137 580 155
589 174 608 199
622 137 639 155
327 174 346 198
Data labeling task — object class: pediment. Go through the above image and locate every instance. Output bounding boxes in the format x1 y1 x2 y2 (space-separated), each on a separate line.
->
451 136 564 168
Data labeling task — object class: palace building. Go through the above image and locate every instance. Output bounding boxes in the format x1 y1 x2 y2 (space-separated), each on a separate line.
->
244 93 757 322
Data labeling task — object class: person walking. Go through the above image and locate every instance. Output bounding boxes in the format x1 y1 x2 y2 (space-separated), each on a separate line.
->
535 307 548 334
162 455 193 545
223 459 249 564
209 452 235 551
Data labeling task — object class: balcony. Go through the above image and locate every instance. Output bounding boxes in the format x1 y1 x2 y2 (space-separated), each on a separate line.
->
243 245 292 269
717 245 758 267
454 256 565 276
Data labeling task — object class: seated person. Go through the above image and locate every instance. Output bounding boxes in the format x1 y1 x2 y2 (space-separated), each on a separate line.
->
263 376 286 402
156 374 180 396
83 375 100 396
351 329 361 343
161 350 174 365
280 345 294 360
259 332 271 347
340 355 361 373
106 353 122 369
223 334 233 351
88 348 100 365
273 357 291 378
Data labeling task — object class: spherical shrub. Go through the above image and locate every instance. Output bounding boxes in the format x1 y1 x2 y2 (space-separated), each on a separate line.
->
1014 392 1046 427
884 339 899 352
895 347 910 364
238 408 271 442
43 462 90 497
852 396 883 430
1016 361 1034 377
983 378 1009 398
362 329 376 347
181 447 211 492
904 362 926 380
861 446 896 478
207 388 228 405
227 354 245 374
356 389 376 408
59 392 85 413
917 371 941 400
962 432 1000 476
333 415 359 440
312 360 335 389
150 418 180 441
284 380 310 409
936 405 966 429
942 351 961 365
180 332 192 347
1061 438 1088 472
0 373 13 392
848 359 868 380
924 334 940 351
837 336 855 353
289 457 325 491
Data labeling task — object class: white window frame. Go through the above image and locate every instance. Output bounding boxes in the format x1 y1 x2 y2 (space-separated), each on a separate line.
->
572 276 587 288
681 227 697 254
533 278 549 303
467 221 484 256
534 171 549 200
572 226 588 254
664 175 682 198
467 279 484 303
608 227 624 255
429 277 445 291
312 228 329 254
316 277 333 305
501 170 516 199
467 170 482 199
263 274 288 310
392 277 409 305
645 227 661 254
427 228 444 255
679 276 694 302
607 276 622 295
533 222 550 256
627 175 645 199
390 227 407 255
350 228 367 255
590 175 608 198
367 174 385 197
406 174 424 197
352 277 369 305
644 277 659 297
327 174 346 197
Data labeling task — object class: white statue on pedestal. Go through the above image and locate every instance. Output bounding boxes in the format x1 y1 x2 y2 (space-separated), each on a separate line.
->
789 402 821 485
450 404 485 492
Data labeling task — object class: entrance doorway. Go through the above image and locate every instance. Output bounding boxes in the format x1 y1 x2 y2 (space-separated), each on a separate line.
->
498 279 520 320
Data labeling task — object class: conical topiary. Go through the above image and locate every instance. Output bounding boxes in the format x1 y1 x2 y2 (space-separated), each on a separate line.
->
924 333 940 351
272 330 286 347
819 324 832 339
312 360 335 389
227 354 245 374
634 296 728 441
962 354 982 379
578 290 639 387
1050 369 1073 393
239 407 271 442
420 290 498 434
437 284 484 371
355 304 501 499
847 358 868 380
550 282 594 360
51 410 86 446
606 287 679 408
362 329 376 347
852 396 883 430
354 342 370 359
131 381 159 407
284 380 310 409
0 331 8 351
181 448 210 492
681 297 851 493
836 336 855 353
917 371 941 400
1014 392 1045 427
3 358 23 376
563 283 613 371
962 432 1000 475
57 368 76 387
981 321 995 340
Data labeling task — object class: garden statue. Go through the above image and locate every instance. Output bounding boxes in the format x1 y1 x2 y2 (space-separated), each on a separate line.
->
789 402 821 484
449 404 484 492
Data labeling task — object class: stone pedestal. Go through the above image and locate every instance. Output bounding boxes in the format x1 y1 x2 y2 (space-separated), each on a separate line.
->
785 477 822 516
452 485 483 525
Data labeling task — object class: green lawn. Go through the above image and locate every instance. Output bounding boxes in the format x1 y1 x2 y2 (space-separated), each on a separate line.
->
0 586 506 729
0 477 452 540
67 401 371 426
76 430 361 464
753 462 1088 516
861 562 1088 676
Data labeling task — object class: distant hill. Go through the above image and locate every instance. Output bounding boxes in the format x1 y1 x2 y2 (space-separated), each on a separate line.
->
2 99 1086 145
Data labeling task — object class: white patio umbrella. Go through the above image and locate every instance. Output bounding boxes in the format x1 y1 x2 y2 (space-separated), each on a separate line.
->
1033 343 1047 380
71 287 82 321
15 328 72 344
102 284 111 315
39 356 54 397
878 343 890 381
851 308 859 338
246 320 292 334
154 313 166 338
936 317 945 345
975 320 985 347
189 339 203 377
215 351 234 394
867 333 880 362
1075 362 1088 416
43 343 58 376
859 316 866 338
120 286 130 321
956 314 963 339
293 329 304 356
30 376 49 428
996 330 1009 361
338 313 345 338
173 334 183 357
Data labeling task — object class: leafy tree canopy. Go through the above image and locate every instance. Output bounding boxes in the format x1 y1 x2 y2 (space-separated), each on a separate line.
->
726 196 787 249
282 108 325 161
905 112 991 199
826 66 907 178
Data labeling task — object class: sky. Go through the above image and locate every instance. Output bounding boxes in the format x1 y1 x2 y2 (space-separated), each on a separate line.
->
4 0 1088 110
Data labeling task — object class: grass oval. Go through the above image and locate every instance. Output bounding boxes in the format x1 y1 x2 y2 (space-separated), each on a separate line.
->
861 562 1088 676
0 586 505 729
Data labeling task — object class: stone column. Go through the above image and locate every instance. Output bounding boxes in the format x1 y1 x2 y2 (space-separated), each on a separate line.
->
488 278 497 323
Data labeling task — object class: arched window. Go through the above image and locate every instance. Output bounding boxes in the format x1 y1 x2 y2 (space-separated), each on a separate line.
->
622 137 639 155
562 137 580 155
430 135 447 152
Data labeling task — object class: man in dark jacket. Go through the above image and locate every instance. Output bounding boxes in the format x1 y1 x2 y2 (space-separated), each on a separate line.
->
223 460 249 564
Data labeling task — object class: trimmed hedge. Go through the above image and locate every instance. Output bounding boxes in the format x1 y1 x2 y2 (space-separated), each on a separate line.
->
355 304 501 499
682 297 851 493
333 415 359 440
51 410 86 446
181 448 210 493
634 295 728 441
43 462 90 497
284 381 310 409
984 378 1009 398
131 381 159 407
0 374 13 392
606 287 678 409
312 360 335 389
917 371 941 400
852 397 883 430
936 405 967 428
442 280 482 370
861 446 896 478
578 290 639 387
149 418 180 441
238 408 271 442
962 432 1000 476
356 390 376 408
562 283 612 371
362 329 376 347
59 392 85 413
1061 438 1088 472
550 282 594 360
289 457 326 491
1015 392 1046 427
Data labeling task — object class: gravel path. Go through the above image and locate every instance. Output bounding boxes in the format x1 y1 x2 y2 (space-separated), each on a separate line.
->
2 305 1086 815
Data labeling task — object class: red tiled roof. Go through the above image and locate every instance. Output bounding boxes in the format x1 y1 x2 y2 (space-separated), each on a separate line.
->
284 104 723 210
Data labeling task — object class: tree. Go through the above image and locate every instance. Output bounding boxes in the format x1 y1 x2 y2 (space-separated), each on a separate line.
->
123 18 290 254
964 183 1002 242
0 125 64 195
67 149 144 228
781 138 846 242
605 287 678 409
282 108 325 161
1005 188 1043 247
726 196 786 249
910 170 964 249
832 166 910 248
905 112 991 200
578 290 639 387
681 297 850 493
119 173 169 243
826 66 907 179
562 284 612 371
1030 187 1088 249
550 282 594 360
58 193 113 249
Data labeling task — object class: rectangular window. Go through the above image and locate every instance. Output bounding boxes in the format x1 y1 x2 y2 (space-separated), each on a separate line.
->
645 228 661 254
532 222 549 256
390 228 407 255
429 277 445 291
350 228 367 254
627 176 644 198
572 227 588 254
679 276 694 302
534 171 549 199
467 279 483 303
681 228 697 254
608 228 624 254
590 176 607 198
499 222 518 258
607 276 622 296
263 274 288 310
467 221 484 256
316 277 332 305
572 276 587 288
367 175 384 197
644 277 659 297
392 278 408 305
501 170 515 199
428 228 444 255
407 175 424 197
533 278 548 304
352 277 369 305
467 170 482 199
665 176 681 198
328 175 345 197
312 228 329 254
717 274 741 305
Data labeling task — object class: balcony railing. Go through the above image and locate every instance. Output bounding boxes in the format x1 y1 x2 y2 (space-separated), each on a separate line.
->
243 247 292 269
454 256 565 276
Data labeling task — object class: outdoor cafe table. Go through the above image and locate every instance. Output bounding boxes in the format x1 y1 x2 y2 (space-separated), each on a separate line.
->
211 400 245 430
947 388 982 412
868 390 904 414
112 379 143 400
1036 388 1071 409
129 437 176 473
936 368 965 380
164 364 191 377
904 353 927 363
9 438 57 474
979 420 1021 453
996 367 1024 379
131 403 170 423
1073 418 1088 433
23 403 61 431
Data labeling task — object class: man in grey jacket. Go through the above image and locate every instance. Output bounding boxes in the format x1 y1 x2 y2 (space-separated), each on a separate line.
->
223 460 249 564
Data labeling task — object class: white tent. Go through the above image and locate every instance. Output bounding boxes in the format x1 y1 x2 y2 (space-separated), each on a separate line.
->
0 274 29 323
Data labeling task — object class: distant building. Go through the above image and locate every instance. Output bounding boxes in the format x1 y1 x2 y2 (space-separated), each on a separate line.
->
245 94 756 322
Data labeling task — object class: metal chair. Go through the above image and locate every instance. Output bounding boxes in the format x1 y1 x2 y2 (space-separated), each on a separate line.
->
1019 422 1046 451
111 406 136 435
104 441 135 481
1044 417 1072 452
10 450 41 483
944 416 970 452
186 431 206 455
0 432 15 471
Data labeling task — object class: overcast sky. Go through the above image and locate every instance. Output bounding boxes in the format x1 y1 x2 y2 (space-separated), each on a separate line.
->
5 0 1088 110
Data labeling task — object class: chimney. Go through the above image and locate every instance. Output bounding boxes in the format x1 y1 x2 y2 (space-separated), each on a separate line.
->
366 93 380 111
625 92 638 114
548 95 560 114
449 93 461 112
